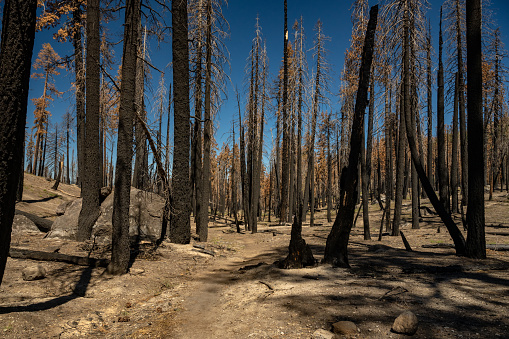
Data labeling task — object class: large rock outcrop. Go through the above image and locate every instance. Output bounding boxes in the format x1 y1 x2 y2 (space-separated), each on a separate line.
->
47 188 165 243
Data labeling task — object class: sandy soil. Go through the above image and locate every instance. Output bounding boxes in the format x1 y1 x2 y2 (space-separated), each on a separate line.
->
1 173 508 338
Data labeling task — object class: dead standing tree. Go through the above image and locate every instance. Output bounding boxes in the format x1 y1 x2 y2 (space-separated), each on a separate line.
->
323 4 378 268
107 0 141 275
401 0 466 254
0 0 38 286
301 19 330 227
77 0 101 241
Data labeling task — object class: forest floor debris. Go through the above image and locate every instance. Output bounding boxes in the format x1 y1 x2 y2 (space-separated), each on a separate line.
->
1 173 508 338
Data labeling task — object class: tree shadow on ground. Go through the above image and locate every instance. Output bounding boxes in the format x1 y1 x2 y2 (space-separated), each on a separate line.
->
22 195 60 203
0 265 93 314
190 238 509 338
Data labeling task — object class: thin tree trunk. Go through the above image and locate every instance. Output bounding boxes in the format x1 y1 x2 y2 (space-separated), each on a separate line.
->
73 2 85 189
385 78 393 233
198 0 212 241
451 73 459 213
280 0 290 223
392 83 406 237
438 7 450 213
133 23 148 190
426 23 433 190
456 0 468 208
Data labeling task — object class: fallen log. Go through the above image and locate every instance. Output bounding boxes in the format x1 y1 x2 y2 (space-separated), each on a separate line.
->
9 248 110 267
192 245 215 256
15 209 52 232
422 243 509 251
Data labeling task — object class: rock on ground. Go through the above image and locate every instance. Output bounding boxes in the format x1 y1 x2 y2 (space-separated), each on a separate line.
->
392 310 418 335
12 215 40 233
332 321 358 335
47 198 82 239
312 328 336 339
22 265 46 281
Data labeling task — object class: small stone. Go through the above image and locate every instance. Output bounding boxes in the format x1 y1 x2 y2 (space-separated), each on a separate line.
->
22 265 46 281
392 311 418 335
332 321 358 335
129 268 145 275
312 329 335 339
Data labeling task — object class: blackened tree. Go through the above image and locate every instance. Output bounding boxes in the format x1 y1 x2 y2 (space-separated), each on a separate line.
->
107 0 141 275
77 0 101 241
0 0 38 285
171 0 191 244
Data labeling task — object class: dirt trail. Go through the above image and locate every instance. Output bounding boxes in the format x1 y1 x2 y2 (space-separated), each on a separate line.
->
170 232 287 338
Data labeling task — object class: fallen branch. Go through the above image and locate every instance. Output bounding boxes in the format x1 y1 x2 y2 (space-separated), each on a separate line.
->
258 280 274 290
191 245 215 256
9 248 110 267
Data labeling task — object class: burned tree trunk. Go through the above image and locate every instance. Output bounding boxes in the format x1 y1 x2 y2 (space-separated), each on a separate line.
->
323 5 378 268
0 0 37 285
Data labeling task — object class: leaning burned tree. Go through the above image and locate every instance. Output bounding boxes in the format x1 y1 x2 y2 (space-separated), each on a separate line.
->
323 5 378 268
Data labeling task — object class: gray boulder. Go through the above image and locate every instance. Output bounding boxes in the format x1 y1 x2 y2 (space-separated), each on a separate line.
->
12 215 41 233
48 187 164 243
47 198 82 239
392 311 418 335
93 188 164 243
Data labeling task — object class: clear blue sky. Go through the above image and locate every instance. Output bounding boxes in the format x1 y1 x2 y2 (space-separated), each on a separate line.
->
20 0 509 171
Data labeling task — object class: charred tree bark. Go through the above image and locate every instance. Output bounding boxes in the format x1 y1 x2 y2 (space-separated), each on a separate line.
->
426 24 433 190
451 73 459 213
384 78 393 233
73 2 85 189
280 0 290 223
107 0 140 275
132 23 149 191
361 76 374 240
0 0 37 286
77 0 101 241
437 7 450 213
392 83 406 237
171 0 192 244
465 0 485 259
323 5 378 268
403 4 466 256
456 0 468 208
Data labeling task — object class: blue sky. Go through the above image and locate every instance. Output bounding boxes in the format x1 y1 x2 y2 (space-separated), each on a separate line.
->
21 0 509 172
